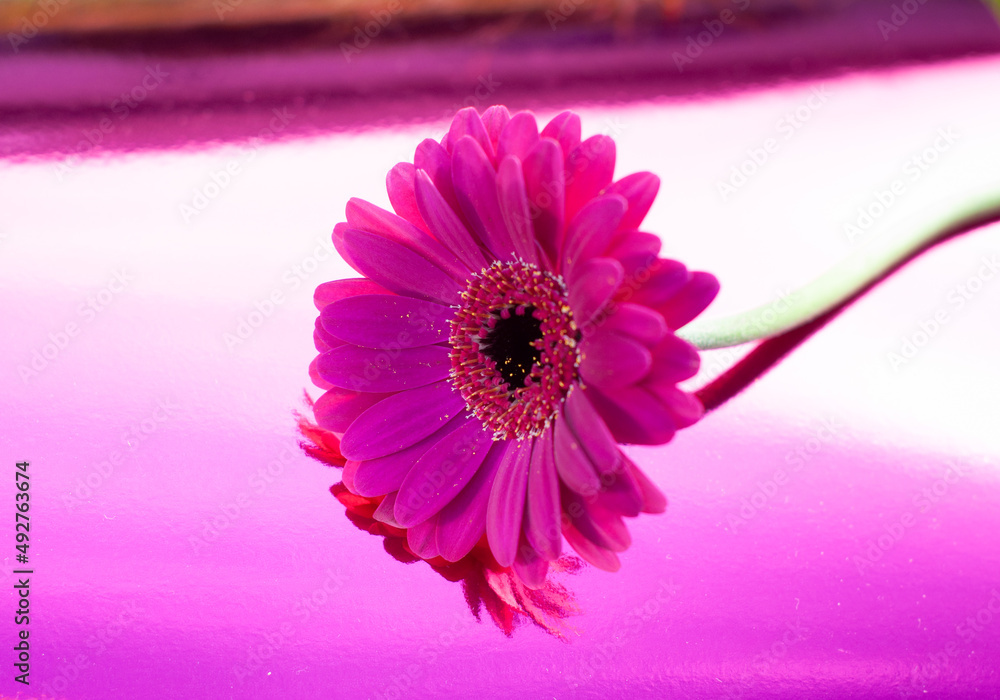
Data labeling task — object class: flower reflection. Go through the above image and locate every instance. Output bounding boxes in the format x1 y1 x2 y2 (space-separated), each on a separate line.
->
299 406 581 638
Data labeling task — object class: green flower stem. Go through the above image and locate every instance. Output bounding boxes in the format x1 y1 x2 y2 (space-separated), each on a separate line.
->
677 189 1000 351
985 0 1000 23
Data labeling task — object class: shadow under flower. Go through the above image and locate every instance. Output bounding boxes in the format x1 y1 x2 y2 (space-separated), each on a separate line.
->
297 401 583 640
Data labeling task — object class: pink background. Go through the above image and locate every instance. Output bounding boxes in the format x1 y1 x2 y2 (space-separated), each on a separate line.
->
2 9 1000 699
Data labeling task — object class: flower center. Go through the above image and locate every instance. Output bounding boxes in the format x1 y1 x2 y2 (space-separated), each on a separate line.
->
449 261 579 440
480 309 543 391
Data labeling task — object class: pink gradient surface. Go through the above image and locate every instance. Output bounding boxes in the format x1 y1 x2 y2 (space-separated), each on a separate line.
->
3 50 1000 700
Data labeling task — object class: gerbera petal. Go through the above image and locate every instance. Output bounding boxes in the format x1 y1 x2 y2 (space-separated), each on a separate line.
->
563 388 621 477
562 487 631 551
394 415 494 528
564 135 616 225
340 380 466 460
513 541 549 590
373 491 403 526
436 440 511 562
314 277 390 311
486 439 532 567
414 170 488 271
351 413 466 497
647 333 701 384
496 156 540 266
309 356 335 390
481 105 511 153
553 409 601 496
314 317 343 353
522 138 565 265
497 111 540 162
414 138 462 216
340 228 463 305
658 271 721 330
605 172 660 230
341 459 359 493
406 515 441 559
314 386 390 433
585 385 676 445
591 505 633 552
346 198 470 279
386 162 426 231
540 110 581 162
322 294 453 349
606 230 662 263
622 454 668 514
568 257 624 328
562 194 627 281
451 136 517 261
646 383 705 429
579 331 653 389
629 260 690 308
448 107 495 164
563 522 620 572
591 302 667 346
318 344 450 393
593 461 644 518
332 222 359 271
524 427 561 561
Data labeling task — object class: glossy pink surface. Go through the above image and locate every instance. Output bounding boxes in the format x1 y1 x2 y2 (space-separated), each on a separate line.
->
3 32 1000 700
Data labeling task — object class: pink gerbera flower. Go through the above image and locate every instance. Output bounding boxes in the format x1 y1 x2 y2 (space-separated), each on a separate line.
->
310 105 719 588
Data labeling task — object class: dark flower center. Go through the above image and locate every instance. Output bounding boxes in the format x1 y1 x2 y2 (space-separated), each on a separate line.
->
449 261 579 440
480 307 542 395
